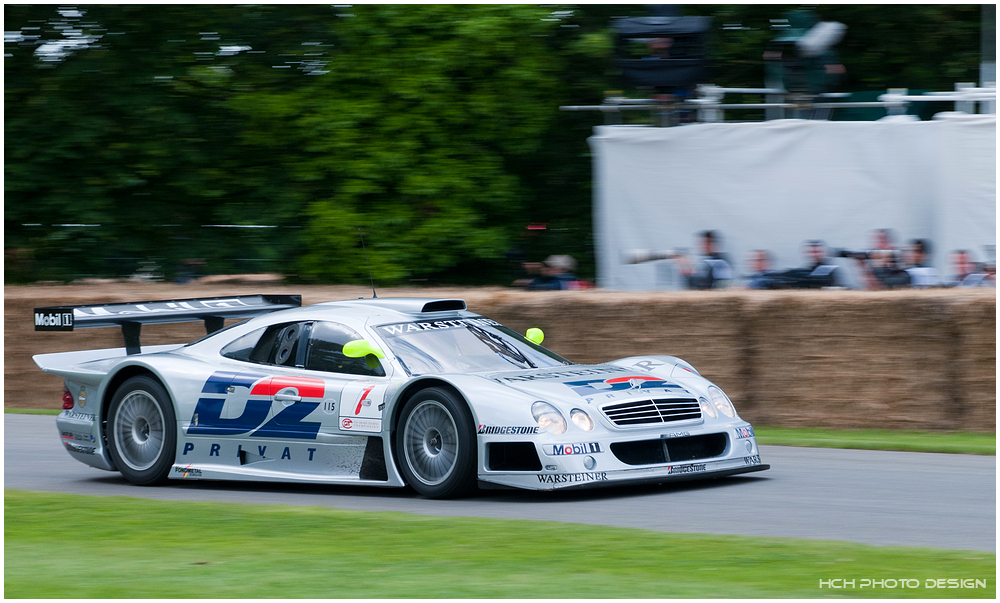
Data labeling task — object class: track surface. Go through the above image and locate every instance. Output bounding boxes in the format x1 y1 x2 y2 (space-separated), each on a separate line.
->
5 414 995 551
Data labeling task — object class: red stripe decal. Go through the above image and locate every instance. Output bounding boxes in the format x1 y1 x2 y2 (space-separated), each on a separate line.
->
250 376 325 398
605 376 663 384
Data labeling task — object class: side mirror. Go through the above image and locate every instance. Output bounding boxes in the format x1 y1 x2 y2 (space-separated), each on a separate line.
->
343 340 386 359
525 328 544 345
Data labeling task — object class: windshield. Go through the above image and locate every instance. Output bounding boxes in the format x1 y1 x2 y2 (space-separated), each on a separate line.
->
374 317 572 376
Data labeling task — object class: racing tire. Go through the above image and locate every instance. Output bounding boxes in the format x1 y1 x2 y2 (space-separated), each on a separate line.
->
395 387 477 499
106 375 177 486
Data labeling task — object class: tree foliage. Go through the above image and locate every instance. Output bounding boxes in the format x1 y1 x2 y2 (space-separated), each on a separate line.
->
4 5 984 284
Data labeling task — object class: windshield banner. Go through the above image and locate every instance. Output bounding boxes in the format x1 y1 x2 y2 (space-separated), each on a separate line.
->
377 318 499 337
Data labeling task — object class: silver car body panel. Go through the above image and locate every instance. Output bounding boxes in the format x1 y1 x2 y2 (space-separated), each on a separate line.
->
35 298 767 491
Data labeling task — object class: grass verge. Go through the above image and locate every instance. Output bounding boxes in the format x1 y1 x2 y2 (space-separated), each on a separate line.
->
4 407 60 415
755 426 995 455
5 490 994 598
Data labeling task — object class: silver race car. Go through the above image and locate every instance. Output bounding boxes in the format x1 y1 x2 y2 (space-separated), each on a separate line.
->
34 295 768 498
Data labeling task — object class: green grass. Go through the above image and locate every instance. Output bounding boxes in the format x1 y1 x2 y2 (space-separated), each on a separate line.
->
755 426 996 455
4 407 60 415
5 490 994 598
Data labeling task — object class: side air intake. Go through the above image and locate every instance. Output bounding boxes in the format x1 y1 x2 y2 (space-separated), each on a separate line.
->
421 300 467 313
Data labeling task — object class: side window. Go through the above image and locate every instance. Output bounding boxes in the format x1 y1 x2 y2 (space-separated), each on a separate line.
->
306 321 385 377
257 322 310 367
222 322 310 368
220 327 266 362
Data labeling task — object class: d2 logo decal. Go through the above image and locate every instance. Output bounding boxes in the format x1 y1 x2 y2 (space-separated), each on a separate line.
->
564 375 685 397
188 371 325 439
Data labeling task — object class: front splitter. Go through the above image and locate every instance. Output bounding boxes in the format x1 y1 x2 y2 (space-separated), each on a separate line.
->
478 462 770 492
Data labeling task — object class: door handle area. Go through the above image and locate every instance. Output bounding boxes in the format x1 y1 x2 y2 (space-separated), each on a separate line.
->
274 393 301 403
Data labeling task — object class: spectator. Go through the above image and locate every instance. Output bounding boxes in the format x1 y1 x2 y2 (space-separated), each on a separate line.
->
746 249 777 289
983 262 997 287
772 240 840 289
904 239 941 288
947 250 991 287
840 228 901 290
526 255 578 291
673 230 733 290
868 248 910 290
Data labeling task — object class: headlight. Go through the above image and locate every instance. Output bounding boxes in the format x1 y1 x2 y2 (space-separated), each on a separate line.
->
699 397 717 419
709 386 736 418
570 408 594 431
532 401 567 435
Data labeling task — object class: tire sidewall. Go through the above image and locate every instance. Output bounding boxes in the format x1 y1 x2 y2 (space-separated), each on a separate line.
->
106 375 177 485
395 387 476 499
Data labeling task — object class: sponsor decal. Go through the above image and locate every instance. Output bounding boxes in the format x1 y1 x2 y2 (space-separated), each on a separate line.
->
502 366 628 383
566 375 687 398
64 442 96 455
188 371 324 439
631 360 665 371
379 318 500 336
668 463 707 475
662 431 690 439
354 385 376 415
477 425 539 435
341 417 381 433
734 426 755 439
174 465 202 478
61 411 95 422
34 308 75 331
78 298 254 320
743 454 761 466
536 472 608 484
182 442 319 462
544 442 603 456
61 431 95 442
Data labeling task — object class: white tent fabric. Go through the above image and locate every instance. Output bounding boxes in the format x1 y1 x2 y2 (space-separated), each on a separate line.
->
589 116 996 290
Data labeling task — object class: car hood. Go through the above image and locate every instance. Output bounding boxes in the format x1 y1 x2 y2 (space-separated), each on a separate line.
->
482 364 697 406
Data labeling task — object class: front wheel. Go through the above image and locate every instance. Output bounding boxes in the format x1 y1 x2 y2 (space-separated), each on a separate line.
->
106 375 177 485
395 387 477 499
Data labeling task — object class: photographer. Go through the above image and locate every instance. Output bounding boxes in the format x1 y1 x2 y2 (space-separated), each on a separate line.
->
672 230 733 290
771 240 840 289
837 229 909 289
904 239 941 288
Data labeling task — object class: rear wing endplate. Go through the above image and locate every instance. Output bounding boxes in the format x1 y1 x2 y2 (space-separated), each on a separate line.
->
34 294 301 355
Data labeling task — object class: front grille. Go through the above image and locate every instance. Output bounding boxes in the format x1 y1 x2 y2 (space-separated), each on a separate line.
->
601 398 702 426
611 433 728 466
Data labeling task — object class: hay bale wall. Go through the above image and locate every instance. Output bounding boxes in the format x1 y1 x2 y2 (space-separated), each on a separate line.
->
5 285 994 432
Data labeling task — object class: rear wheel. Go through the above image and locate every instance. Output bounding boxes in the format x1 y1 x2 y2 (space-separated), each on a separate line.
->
106 375 176 485
395 387 476 499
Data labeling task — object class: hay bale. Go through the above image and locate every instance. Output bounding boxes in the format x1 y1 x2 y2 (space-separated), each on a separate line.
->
951 295 997 432
5 284 994 433
746 291 955 430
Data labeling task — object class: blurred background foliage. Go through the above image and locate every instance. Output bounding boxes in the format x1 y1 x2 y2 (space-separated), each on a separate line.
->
4 4 984 285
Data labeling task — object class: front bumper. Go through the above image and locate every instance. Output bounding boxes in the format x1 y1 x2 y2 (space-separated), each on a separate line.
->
477 423 769 491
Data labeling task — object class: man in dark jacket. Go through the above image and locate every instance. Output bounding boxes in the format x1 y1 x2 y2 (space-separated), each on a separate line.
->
675 230 733 290
771 240 840 289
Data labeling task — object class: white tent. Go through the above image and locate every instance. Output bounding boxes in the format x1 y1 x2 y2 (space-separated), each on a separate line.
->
589 114 996 290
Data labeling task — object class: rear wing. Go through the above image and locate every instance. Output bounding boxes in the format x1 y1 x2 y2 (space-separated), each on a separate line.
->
34 294 301 355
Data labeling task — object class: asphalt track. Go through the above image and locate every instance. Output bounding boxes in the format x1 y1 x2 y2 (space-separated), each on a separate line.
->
5 414 995 552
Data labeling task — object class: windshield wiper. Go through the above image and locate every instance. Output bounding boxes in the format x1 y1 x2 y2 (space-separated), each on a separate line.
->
467 325 536 369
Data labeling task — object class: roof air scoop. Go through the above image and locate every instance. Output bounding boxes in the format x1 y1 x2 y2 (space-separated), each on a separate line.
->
421 300 467 313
